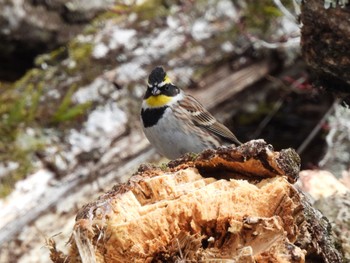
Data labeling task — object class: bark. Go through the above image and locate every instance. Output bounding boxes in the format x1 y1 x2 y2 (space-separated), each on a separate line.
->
301 0 350 94
51 140 343 263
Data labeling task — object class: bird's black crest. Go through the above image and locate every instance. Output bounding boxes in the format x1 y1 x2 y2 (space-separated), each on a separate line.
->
148 66 166 85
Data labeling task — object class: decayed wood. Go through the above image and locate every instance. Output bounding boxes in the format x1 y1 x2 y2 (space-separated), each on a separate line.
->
52 140 342 262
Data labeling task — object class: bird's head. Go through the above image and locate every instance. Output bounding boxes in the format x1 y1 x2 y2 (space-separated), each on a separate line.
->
144 66 181 108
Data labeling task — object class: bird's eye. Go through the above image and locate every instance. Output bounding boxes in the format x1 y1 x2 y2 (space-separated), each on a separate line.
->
164 85 170 91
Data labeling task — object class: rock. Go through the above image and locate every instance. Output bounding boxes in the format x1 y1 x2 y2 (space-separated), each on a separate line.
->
297 170 349 201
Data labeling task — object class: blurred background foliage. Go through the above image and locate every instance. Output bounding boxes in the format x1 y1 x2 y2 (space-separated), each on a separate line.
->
0 0 295 197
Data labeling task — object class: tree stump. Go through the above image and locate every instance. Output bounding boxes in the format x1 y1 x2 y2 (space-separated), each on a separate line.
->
50 140 343 262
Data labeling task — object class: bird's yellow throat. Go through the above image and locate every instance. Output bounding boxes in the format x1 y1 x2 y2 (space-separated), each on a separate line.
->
145 95 172 107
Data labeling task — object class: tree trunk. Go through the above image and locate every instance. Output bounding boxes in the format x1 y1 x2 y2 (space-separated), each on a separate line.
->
301 0 350 95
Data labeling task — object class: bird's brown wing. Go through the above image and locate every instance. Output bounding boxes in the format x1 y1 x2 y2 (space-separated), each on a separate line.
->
178 95 242 145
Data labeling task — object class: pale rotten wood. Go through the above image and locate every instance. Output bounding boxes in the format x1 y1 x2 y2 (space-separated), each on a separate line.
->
52 141 342 262
68 170 304 262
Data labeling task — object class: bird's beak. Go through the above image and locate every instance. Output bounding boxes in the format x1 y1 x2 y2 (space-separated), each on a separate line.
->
151 86 161 95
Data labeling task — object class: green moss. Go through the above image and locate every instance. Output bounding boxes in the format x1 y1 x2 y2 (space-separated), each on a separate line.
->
0 70 43 144
160 162 169 171
185 152 199 160
64 40 101 80
0 132 45 197
68 41 93 64
51 84 92 124
133 0 171 20
0 66 92 197
35 47 68 68
244 0 283 35
0 1 122 197
97 9 128 22
98 0 174 22
83 23 101 35
13 68 42 90
0 159 32 198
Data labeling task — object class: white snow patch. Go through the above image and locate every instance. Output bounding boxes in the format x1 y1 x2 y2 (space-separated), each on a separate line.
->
167 16 182 31
0 169 54 228
280 16 300 35
0 162 19 178
217 0 237 19
131 29 184 62
69 103 127 154
65 0 115 11
86 104 126 135
324 0 349 8
133 84 146 98
120 0 147 4
54 154 69 171
73 78 115 104
2 0 26 30
76 34 94 43
133 46 147 57
45 88 59 100
116 53 128 62
40 62 48 70
93 42 109 58
128 12 138 23
171 67 194 87
47 89 61 99
109 28 137 50
150 29 185 56
115 63 147 83
15 170 52 193
69 130 94 154
191 19 212 41
67 59 77 69
221 41 234 53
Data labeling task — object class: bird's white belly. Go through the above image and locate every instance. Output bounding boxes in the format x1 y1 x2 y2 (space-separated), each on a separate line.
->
143 108 213 159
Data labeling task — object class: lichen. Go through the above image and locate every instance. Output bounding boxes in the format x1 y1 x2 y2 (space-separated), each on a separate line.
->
34 47 68 67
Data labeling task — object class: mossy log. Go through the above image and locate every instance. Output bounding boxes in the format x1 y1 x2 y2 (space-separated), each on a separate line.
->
50 140 343 262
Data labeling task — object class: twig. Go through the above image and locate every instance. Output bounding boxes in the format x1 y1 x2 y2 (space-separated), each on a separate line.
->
252 36 300 50
297 99 340 155
252 74 307 138
252 98 284 138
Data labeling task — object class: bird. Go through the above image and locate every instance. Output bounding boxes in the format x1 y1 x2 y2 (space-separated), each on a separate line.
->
140 66 242 159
